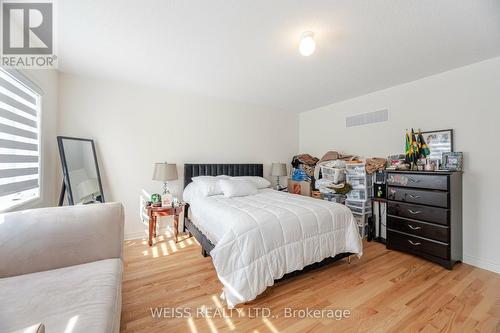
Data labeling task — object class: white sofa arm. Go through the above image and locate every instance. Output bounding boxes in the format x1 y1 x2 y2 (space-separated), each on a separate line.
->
0 202 124 278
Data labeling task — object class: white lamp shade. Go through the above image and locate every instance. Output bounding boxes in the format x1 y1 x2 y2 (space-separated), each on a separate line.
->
271 163 287 176
153 163 178 181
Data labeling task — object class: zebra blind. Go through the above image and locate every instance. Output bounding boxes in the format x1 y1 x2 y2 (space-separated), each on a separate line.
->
0 69 41 210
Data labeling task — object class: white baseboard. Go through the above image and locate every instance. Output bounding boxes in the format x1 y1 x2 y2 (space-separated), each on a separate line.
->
463 255 500 274
124 231 147 240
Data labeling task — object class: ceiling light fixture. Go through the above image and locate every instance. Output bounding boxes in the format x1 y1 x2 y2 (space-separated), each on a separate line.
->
299 31 316 56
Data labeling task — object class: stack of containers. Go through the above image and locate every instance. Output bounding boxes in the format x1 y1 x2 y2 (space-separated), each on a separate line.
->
316 161 346 204
345 162 373 238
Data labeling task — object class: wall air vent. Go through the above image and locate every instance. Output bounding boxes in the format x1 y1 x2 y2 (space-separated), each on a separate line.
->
345 109 388 128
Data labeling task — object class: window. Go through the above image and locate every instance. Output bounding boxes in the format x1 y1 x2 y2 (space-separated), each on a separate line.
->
0 69 41 211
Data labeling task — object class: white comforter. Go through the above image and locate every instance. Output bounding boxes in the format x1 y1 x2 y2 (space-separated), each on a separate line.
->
190 189 363 308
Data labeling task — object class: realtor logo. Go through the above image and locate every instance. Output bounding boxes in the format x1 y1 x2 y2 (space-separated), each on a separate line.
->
1 1 57 68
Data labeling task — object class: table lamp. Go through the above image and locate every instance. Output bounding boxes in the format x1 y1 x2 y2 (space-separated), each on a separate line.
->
152 162 178 195
271 163 287 190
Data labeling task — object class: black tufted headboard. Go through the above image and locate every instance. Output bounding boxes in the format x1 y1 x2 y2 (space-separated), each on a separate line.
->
184 163 263 188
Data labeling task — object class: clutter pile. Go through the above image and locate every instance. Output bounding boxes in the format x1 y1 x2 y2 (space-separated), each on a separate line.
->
313 151 357 179
289 154 319 196
315 160 347 204
291 154 318 179
289 151 373 238
365 157 387 174
313 151 356 204
386 154 407 170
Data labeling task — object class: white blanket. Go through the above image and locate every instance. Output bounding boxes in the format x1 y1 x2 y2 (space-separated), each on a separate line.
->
189 189 363 308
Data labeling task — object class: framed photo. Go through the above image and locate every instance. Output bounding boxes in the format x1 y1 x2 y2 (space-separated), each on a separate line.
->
442 152 463 171
161 193 173 207
422 129 453 162
424 158 440 171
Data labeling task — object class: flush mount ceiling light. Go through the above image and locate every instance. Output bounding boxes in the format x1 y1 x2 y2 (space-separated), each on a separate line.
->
299 31 316 56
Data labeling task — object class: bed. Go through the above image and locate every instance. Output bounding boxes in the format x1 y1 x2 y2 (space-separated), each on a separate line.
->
183 163 363 308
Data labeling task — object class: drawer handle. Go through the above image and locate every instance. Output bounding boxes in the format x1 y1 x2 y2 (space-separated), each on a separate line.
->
408 240 421 246
409 194 421 199
408 224 422 230
408 209 421 215
409 177 420 183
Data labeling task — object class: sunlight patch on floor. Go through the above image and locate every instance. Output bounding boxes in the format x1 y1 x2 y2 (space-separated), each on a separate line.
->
160 242 169 256
263 317 280 333
187 317 198 333
152 246 159 258
212 295 235 330
202 305 219 333
168 240 178 252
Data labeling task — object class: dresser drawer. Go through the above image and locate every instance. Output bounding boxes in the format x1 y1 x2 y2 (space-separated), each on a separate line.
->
387 216 449 243
387 201 449 225
387 186 449 208
387 173 448 190
387 230 449 260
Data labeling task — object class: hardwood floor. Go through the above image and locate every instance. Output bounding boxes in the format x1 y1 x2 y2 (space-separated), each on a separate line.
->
121 231 500 333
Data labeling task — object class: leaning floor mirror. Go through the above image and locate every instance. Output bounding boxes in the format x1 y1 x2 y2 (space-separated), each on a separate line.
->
57 136 105 205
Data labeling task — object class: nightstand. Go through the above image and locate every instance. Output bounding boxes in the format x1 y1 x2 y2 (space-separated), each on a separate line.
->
147 204 185 246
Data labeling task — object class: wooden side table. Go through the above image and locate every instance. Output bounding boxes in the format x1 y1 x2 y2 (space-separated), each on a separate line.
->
147 204 185 246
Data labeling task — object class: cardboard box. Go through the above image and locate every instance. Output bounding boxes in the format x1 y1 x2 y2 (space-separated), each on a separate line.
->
288 180 311 197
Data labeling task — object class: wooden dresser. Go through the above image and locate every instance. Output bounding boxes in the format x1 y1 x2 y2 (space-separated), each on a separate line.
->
386 171 462 269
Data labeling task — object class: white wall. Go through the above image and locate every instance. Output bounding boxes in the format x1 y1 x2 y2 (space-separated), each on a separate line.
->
57 73 298 238
300 56 500 273
14 70 59 209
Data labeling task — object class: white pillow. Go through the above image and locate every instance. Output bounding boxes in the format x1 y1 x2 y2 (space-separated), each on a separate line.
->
233 176 271 189
183 182 207 204
192 175 231 180
219 179 258 198
191 175 230 196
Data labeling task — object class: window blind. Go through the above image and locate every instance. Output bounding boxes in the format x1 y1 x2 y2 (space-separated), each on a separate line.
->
0 69 41 210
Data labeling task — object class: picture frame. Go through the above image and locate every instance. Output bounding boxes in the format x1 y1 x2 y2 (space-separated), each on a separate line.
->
421 129 453 162
442 152 463 172
424 158 440 171
162 193 173 207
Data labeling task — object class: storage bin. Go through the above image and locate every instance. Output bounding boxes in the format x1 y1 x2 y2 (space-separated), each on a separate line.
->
319 186 336 194
346 174 373 189
346 163 366 176
346 187 372 201
322 193 346 204
345 199 370 208
346 199 372 214
315 178 336 190
347 203 372 214
320 166 345 184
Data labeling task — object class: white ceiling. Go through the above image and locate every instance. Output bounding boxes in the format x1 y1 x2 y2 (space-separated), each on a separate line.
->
58 0 500 112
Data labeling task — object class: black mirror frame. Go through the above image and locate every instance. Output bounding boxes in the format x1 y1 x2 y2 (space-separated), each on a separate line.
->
57 136 105 205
